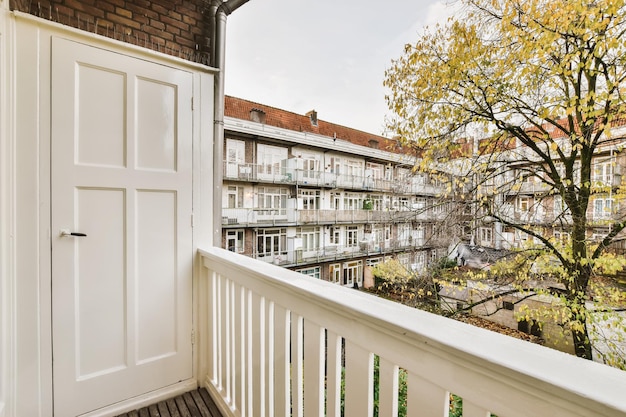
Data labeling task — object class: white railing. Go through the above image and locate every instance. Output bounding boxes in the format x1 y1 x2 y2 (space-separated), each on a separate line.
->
198 247 626 417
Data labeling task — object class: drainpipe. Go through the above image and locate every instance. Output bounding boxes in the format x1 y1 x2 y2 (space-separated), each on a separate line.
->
212 0 251 246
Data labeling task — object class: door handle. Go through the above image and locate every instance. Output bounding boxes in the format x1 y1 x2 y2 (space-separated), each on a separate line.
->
60 229 87 237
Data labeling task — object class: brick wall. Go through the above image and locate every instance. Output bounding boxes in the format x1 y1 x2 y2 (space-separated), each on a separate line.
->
9 0 213 65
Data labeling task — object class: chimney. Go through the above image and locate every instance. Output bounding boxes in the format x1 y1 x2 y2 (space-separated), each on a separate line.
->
306 110 318 127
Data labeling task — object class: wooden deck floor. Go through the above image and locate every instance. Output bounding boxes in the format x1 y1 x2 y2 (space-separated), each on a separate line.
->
114 387 223 417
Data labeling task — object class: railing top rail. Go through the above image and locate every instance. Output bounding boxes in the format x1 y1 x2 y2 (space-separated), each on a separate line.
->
199 246 626 416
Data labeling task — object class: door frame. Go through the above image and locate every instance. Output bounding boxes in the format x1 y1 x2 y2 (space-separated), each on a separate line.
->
5 13 217 417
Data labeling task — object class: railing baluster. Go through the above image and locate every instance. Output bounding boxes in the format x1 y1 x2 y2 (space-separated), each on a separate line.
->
245 289 253 417
406 372 449 417
344 340 374 416
265 301 275 417
225 278 233 405
291 314 304 417
378 357 399 417
251 293 266 417
273 305 290 417
325 331 342 417
303 320 324 417
233 282 245 415
216 273 224 391
206 269 217 387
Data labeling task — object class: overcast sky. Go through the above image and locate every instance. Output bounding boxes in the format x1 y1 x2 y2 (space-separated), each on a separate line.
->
225 0 458 137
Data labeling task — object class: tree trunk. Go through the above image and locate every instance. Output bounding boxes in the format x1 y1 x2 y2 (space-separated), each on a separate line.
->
569 264 593 360
572 319 593 360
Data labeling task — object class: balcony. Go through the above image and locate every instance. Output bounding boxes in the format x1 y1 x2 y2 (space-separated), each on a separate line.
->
223 161 443 195
198 247 626 417
222 208 436 227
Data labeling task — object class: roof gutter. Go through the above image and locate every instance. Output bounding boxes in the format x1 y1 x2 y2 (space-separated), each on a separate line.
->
211 0 251 245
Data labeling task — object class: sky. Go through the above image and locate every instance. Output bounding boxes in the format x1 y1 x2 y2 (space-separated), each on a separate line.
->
225 0 459 137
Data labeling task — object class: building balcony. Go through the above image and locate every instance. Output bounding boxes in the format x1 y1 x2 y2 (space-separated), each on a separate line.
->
223 161 443 195
222 208 437 227
198 247 626 417
506 181 552 195
249 239 428 267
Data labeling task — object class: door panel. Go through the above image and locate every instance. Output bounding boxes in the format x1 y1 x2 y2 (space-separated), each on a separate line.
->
136 190 177 363
51 38 193 416
76 187 126 379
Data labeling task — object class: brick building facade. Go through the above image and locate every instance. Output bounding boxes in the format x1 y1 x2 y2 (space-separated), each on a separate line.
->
10 0 213 64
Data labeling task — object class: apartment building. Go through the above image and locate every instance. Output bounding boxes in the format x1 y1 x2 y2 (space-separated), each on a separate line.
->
470 132 626 252
221 96 454 287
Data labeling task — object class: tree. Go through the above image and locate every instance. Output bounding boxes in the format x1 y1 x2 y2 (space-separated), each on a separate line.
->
384 0 626 360
370 258 440 312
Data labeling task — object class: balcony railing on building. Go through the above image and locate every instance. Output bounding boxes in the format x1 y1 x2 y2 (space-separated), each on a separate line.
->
198 247 626 417
222 207 443 227
241 237 429 267
223 161 442 195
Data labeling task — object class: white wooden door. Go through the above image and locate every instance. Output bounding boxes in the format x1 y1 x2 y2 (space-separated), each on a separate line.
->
51 38 193 416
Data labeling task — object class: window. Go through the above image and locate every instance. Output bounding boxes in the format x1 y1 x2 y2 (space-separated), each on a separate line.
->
397 253 410 268
385 165 393 181
413 198 426 211
297 266 321 279
366 258 381 266
399 197 410 210
413 226 425 246
593 159 615 186
257 144 287 176
344 159 364 178
397 168 409 181
226 229 244 253
329 227 341 245
256 228 286 258
227 185 244 209
398 223 410 246
297 227 320 252
432 202 446 214
554 230 570 243
258 187 287 216
343 260 363 287
371 226 384 250
366 162 384 179
329 263 341 283
301 156 320 179
329 156 341 174
553 195 568 217
345 226 359 248
480 227 492 244
299 189 320 210
415 252 426 268
518 196 531 212
330 192 341 210
593 197 615 219
368 194 383 210
343 193 362 210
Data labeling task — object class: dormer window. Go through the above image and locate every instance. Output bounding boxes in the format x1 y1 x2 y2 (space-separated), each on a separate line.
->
249 108 266 124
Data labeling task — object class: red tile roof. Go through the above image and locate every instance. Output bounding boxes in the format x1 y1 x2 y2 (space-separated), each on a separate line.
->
225 96 398 151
